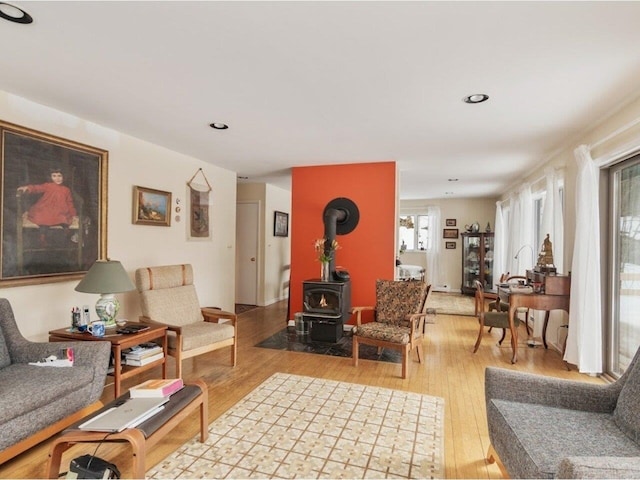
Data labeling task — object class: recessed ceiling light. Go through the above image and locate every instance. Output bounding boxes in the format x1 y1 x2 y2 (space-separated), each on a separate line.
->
0 2 32 24
463 94 489 104
445 191 454 195
448 178 459 182
238 176 248 180
209 122 229 130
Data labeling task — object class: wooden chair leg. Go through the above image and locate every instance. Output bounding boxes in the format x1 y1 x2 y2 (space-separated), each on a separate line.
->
401 345 409 379
473 326 484 353
498 328 507 345
487 444 509 478
352 336 359 366
416 343 424 363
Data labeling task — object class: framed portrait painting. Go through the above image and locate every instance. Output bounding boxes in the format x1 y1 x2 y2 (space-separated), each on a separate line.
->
132 186 172 226
0 121 108 287
274 211 289 237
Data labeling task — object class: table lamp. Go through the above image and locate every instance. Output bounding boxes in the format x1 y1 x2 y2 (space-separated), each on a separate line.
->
75 259 136 328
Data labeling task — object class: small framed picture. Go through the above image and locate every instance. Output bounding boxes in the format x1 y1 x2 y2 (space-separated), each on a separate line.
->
443 228 459 239
274 211 289 237
445 241 456 249
445 219 456 227
133 186 172 226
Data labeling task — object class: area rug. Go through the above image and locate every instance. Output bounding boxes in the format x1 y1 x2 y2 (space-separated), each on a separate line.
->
256 327 402 363
146 373 445 479
426 291 476 317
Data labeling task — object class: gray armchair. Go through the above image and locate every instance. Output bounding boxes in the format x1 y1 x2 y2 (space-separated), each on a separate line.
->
485 346 640 478
0 298 110 463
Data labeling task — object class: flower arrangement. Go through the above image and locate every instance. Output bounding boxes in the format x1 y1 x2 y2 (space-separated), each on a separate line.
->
314 238 340 263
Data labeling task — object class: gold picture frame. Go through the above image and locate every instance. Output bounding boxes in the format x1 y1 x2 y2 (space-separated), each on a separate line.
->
132 186 172 226
0 120 108 287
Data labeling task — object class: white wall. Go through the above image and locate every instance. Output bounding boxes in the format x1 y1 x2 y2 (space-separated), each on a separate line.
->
237 182 291 306
400 197 497 292
0 91 237 341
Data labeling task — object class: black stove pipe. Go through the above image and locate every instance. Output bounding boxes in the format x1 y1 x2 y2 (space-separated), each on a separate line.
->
323 208 346 275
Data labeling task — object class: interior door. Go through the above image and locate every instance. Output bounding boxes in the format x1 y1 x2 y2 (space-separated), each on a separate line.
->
236 201 259 305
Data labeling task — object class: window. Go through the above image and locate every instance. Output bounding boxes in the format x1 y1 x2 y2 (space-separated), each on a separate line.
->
399 214 432 251
607 155 640 377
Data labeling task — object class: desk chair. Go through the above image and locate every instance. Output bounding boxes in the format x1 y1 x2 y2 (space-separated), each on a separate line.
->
473 280 521 356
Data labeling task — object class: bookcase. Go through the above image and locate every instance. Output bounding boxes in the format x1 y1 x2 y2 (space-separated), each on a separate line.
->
461 232 494 295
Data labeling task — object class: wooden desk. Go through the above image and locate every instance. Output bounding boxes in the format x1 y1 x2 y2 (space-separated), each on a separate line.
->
498 287 570 363
49 323 168 398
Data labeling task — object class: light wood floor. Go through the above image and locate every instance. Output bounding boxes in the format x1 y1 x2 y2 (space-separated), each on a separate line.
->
0 300 603 479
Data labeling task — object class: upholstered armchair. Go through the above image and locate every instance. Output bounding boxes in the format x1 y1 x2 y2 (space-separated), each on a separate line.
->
352 280 430 379
473 280 520 356
485 346 640 478
135 264 237 378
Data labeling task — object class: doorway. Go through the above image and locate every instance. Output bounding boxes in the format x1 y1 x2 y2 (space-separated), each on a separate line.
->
236 201 259 306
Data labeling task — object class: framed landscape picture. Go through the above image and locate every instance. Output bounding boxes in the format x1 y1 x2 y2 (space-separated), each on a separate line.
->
0 120 108 287
445 241 457 249
133 186 172 226
445 218 456 227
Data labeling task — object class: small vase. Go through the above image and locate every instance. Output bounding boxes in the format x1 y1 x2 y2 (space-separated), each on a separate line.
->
320 261 330 282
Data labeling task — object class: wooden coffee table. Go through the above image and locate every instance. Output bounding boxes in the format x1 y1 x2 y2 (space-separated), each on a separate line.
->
49 323 168 398
46 380 208 479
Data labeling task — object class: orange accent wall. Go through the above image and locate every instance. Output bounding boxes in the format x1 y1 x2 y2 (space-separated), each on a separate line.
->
290 162 396 324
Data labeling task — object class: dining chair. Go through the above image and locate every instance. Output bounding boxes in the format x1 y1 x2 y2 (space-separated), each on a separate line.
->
473 280 521 356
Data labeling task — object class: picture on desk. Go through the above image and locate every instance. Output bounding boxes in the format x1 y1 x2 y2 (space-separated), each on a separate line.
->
0 121 108 287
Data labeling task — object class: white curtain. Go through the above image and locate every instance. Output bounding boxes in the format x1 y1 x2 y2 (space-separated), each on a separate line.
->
493 201 506 282
506 185 534 275
540 167 564 272
425 206 441 287
564 145 602 373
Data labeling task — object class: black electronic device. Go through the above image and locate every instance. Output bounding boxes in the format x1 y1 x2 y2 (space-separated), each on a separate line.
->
69 454 120 479
333 270 350 281
116 324 149 334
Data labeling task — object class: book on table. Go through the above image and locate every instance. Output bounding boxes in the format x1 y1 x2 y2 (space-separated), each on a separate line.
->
125 351 164 366
129 378 184 398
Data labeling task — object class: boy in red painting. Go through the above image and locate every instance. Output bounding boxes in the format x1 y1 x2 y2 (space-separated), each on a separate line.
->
17 168 77 246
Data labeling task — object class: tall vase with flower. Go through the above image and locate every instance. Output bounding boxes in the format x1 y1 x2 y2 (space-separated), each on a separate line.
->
314 237 340 282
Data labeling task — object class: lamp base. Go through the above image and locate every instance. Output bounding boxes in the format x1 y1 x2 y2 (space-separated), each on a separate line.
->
95 294 119 328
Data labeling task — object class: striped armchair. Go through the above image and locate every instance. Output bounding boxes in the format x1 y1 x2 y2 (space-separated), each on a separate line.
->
135 264 237 378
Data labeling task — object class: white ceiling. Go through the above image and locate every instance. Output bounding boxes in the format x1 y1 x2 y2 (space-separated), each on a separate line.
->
2 1 640 199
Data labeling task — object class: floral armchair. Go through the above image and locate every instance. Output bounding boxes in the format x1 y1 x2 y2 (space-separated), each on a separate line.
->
352 280 430 378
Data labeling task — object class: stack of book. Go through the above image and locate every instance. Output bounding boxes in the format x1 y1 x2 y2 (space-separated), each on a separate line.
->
129 378 184 398
124 343 163 366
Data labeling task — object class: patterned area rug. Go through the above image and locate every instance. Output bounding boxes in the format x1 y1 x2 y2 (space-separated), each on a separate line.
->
147 373 445 479
426 291 476 317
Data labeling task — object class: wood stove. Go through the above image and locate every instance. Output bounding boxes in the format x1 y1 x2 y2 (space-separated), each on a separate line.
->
302 279 351 343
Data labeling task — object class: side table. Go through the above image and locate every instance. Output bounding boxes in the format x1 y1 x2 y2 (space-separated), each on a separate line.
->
46 380 208 479
49 323 168 398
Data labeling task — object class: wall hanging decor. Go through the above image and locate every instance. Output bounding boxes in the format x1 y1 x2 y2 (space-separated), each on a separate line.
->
274 211 289 237
187 168 212 239
443 228 459 239
0 120 108 287
132 185 172 226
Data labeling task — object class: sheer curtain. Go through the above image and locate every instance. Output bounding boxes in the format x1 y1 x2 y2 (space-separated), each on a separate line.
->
506 185 534 275
564 145 602 373
493 201 506 281
425 206 441 287
540 167 564 272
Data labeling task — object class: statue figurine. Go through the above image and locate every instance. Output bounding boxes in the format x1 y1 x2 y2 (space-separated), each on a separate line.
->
537 234 554 267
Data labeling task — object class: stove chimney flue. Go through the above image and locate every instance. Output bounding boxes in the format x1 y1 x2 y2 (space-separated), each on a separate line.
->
322 197 360 276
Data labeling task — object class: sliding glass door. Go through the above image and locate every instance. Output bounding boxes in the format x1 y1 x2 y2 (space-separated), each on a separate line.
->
608 156 640 376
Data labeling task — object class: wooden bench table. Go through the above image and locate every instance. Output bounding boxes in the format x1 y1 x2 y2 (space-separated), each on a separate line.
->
46 380 208 479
